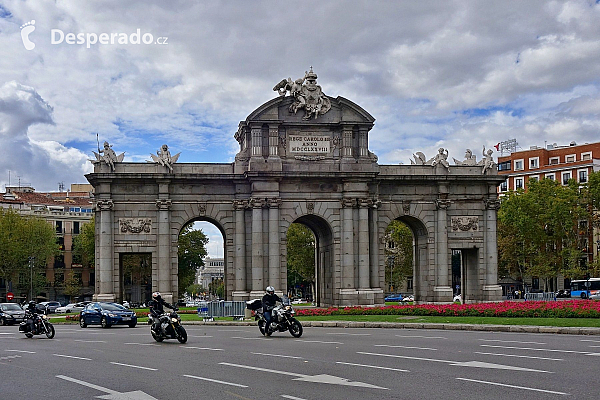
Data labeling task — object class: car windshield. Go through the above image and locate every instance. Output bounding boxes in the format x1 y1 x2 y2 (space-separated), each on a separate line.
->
1 304 22 311
100 303 127 311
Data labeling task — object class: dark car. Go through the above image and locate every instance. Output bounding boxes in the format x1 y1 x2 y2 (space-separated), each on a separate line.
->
40 301 62 314
79 302 137 328
0 303 26 325
384 294 403 302
556 289 571 298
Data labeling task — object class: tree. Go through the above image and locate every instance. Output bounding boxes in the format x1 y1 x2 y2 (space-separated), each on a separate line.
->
286 223 315 298
72 216 95 268
178 224 208 298
586 171 600 275
384 220 413 292
185 283 204 298
62 272 83 299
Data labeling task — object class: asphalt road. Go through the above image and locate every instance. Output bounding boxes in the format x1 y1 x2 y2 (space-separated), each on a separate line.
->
1 322 599 399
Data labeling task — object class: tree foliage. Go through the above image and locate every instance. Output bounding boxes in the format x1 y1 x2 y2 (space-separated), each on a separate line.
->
286 223 315 294
72 216 95 268
178 224 208 297
384 220 413 291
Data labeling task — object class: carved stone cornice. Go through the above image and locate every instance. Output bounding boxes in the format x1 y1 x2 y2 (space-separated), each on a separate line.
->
484 198 501 210
341 198 356 208
435 199 452 210
155 199 172 210
119 218 152 234
267 198 282 208
95 199 113 211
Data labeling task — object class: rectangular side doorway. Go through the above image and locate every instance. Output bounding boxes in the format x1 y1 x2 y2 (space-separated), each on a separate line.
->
461 248 478 303
119 253 152 307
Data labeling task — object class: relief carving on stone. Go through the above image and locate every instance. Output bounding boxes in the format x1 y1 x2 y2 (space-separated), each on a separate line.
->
119 218 152 234
306 201 314 213
198 203 206 215
451 216 479 232
273 67 331 120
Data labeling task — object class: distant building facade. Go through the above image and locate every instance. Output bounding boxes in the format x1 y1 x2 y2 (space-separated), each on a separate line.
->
0 184 94 303
197 257 224 290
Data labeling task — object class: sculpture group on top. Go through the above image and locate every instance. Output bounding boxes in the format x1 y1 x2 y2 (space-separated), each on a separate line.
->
274 67 332 120
91 141 124 172
148 144 180 173
411 145 497 174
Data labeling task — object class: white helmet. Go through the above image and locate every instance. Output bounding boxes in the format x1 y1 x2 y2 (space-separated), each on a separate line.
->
152 291 161 300
266 286 275 294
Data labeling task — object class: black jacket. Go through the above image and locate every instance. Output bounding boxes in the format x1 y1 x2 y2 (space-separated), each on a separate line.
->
148 298 175 317
262 293 282 311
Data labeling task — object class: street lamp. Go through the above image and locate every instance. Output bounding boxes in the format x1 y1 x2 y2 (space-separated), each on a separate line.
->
29 256 34 301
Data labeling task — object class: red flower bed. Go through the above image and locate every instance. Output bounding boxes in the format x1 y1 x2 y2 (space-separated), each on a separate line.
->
295 300 600 318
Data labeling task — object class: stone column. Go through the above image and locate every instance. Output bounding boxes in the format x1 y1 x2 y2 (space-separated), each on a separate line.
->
267 198 281 290
95 199 115 302
483 198 503 301
232 200 247 296
341 198 355 289
251 198 264 292
358 127 369 158
434 198 452 301
342 126 353 159
251 126 262 157
369 199 380 289
358 198 370 289
155 197 172 301
268 125 279 158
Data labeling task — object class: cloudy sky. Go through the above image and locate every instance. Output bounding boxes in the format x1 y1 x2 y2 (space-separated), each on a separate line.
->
2 0 600 256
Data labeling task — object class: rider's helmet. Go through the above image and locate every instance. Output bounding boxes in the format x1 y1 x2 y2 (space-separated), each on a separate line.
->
28 301 37 311
266 286 275 295
152 292 161 300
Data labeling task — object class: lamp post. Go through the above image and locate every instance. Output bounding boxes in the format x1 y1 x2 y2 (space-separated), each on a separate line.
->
29 256 34 301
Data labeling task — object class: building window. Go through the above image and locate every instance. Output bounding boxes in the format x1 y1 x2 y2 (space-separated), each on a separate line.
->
549 157 559 165
406 277 413 290
55 221 63 234
500 180 508 192
73 221 80 234
545 173 555 181
562 171 572 185
515 177 524 189
498 161 511 171
581 152 592 161
529 157 539 169
566 154 575 163
514 159 524 171
579 169 588 183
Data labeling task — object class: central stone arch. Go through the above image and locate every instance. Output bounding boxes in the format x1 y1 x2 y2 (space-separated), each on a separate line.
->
86 72 504 306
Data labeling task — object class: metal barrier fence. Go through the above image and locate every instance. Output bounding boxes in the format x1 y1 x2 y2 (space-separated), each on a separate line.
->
524 292 557 301
197 301 246 321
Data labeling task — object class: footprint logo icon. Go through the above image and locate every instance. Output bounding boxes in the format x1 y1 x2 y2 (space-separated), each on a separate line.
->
20 20 36 50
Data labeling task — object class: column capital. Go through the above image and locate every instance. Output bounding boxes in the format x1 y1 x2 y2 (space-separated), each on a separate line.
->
358 198 372 208
249 197 266 208
341 198 356 208
155 199 172 210
435 199 452 210
266 197 282 208
484 198 501 210
96 199 114 211
232 199 249 210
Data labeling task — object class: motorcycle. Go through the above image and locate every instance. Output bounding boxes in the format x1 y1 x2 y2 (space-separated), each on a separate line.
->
19 313 55 339
150 310 187 343
246 297 303 338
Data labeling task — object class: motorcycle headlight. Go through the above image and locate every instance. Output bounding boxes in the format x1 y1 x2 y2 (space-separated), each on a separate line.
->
171 317 178 323
42 314 48 320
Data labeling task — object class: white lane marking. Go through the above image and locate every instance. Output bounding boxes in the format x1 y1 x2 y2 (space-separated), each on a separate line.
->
296 340 343 344
183 374 248 388
0 332 16 335
110 362 157 371
480 344 592 354
183 346 223 351
281 395 307 400
80 332 116 335
220 362 387 389
53 354 92 361
6 350 36 354
217 329 251 332
231 336 273 341
475 352 563 361
479 339 546 345
57 375 159 399
336 361 409 372
124 343 160 346
252 352 304 359
74 340 106 343
374 344 437 351
358 352 552 372
395 335 447 339
456 378 568 395
326 333 371 336
588 345 600 348
189 335 213 338
581 339 600 343
0 355 21 360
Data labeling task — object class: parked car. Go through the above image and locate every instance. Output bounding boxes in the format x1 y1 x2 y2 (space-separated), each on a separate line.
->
590 292 600 300
0 303 26 325
55 302 87 314
555 289 571 298
402 294 415 302
79 302 137 328
40 301 62 314
384 294 403 302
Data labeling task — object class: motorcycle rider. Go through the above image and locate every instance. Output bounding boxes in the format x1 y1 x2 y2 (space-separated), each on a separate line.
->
148 292 177 333
25 300 42 333
262 286 282 334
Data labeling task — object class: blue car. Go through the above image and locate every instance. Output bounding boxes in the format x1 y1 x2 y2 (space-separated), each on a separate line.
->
385 294 403 302
79 302 137 328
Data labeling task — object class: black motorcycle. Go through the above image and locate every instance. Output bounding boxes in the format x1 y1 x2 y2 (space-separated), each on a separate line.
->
150 310 187 343
246 298 303 338
19 313 55 339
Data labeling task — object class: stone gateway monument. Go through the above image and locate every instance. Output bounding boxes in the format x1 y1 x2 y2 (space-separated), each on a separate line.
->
86 69 503 306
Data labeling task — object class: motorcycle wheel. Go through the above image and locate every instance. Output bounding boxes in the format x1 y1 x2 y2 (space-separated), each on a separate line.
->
289 318 303 338
101 317 111 329
25 333 33 338
79 318 87 328
45 323 55 339
176 326 188 343
258 320 266 336
151 329 163 342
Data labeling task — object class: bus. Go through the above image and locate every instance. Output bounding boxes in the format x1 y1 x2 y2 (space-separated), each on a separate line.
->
570 278 600 299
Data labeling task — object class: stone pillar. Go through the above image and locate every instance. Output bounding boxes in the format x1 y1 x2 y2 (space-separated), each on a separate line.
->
358 127 369 158
232 200 247 298
95 199 115 302
341 198 355 289
268 125 279 158
369 199 380 289
434 198 452 301
251 198 264 293
267 198 281 290
251 126 262 157
155 197 172 302
358 198 370 289
483 198 503 301
342 126 353 159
